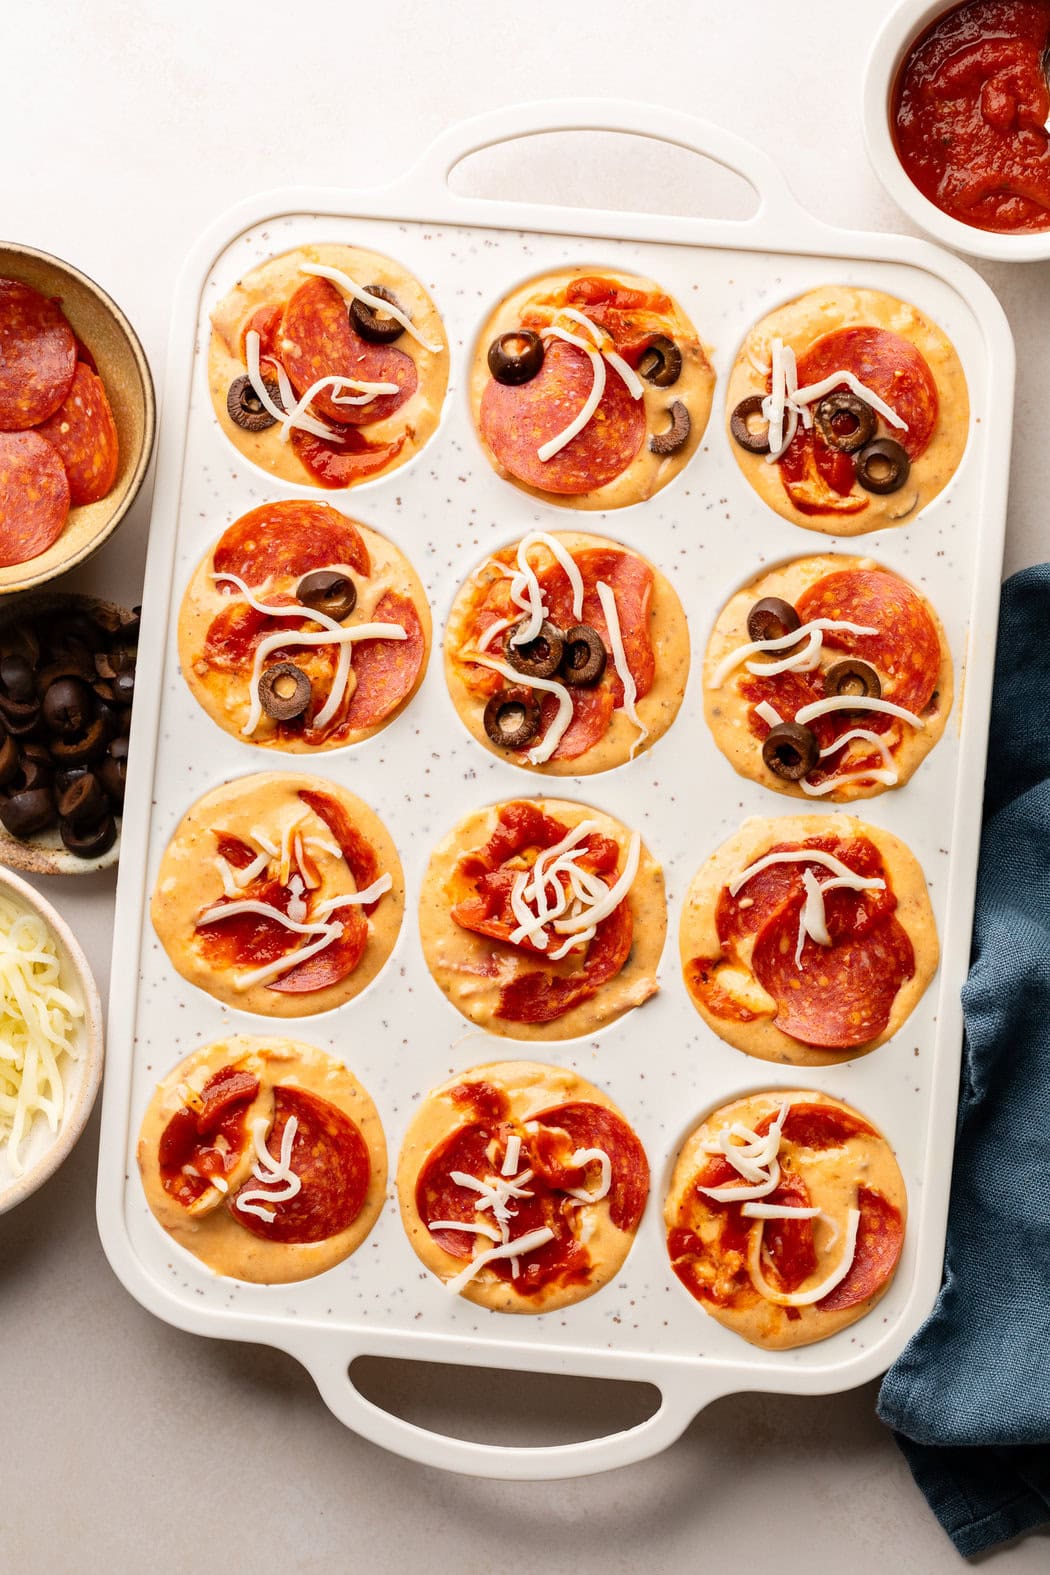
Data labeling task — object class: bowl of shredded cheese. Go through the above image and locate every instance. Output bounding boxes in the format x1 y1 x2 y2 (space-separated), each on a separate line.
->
0 866 102 1211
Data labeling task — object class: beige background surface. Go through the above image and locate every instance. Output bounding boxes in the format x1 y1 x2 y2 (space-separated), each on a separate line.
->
2 0 1048 1568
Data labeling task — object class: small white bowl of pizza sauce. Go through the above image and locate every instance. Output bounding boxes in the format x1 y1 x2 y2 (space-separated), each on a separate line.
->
864 0 1050 261
0 865 103 1213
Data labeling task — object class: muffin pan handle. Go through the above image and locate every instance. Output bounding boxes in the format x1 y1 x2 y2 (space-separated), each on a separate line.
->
395 97 823 239
307 1340 727 1481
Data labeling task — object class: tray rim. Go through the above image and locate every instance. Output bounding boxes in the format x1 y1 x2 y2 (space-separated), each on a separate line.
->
94 97 1015 1480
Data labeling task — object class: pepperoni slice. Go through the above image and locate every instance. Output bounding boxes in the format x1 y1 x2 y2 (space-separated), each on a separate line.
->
0 280 76 430
266 905 368 994
415 1118 590 1295
212 500 370 586
539 546 655 703
778 425 870 519
460 801 572 876
35 362 119 505
216 832 259 870
480 338 646 495
195 1068 260 1134
796 326 939 460
158 1067 258 1209
0 431 70 566
297 788 383 912
195 876 296 971
796 568 942 718
773 1102 876 1149
750 891 915 1048
818 1186 904 1311
342 590 425 729
280 277 416 425
761 1171 819 1292
496 897 633 1024
542 686 615 760
716 836 896 948
532 1102 649 1231
230 1086 371 1244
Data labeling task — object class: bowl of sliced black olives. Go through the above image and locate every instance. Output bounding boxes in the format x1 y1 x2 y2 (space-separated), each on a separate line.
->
0 593 137 874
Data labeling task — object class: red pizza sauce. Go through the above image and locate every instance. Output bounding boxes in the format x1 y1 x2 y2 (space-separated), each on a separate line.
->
892 0 1050 233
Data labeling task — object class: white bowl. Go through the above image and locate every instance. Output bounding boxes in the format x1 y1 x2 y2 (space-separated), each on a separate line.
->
0 867 103 1213
863 0 1050 262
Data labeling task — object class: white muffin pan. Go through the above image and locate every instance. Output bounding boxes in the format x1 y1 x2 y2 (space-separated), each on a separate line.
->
96 100 1014 1479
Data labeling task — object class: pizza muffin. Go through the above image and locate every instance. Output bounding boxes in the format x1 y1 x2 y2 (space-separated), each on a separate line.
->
178 499 430 751
138 1035 386 1284
208 241 448 490
665 1090 906 1349
726 285 968 533
470 267 714 509
419 799 665 1041
398 1060 649 1313
445 530 689 775
680 815 938 1066
704 554 952 801
151 773 403 1017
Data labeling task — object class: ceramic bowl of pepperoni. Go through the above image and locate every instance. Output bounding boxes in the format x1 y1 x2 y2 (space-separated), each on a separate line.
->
0 243 155 591
864 0 1050 259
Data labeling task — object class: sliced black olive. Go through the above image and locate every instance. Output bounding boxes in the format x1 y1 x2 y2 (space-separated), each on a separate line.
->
0 694 40 735
37 652 97 690
0 788 56 839
824 658 882 700
258 662 311 721
12 745 53 793
296 570 357 621
560 625 607 687
42 677 95 738
730 394 772 455
483 688 541 750
505 619 565 680
855 438 911 495
813 392 876 455
349 285 405 344
60 813 117 859
62 614 105 654
227 373 281 433
0 652 35 702
99 739 128 809
0 732 18 787
55 766 88 796
637 335 682 388
111 670 135 706
57 772 108 826
487 330 544 387
49 717 107 766
747 597 802 644
762 721 819 781
649 400 691 457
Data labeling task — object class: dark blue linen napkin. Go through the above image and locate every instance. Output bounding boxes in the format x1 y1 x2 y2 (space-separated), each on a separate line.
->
878 564 1050 1558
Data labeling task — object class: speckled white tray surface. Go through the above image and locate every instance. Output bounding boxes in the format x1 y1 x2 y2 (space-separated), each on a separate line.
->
96 103 1014 1480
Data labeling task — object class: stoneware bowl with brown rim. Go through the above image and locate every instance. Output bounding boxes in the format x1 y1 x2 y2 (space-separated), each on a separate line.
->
0 242 155 592
0 864 104 1213
0 591 134 876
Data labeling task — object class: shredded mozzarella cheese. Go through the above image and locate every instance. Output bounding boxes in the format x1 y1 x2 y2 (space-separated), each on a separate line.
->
746 1206 861 1306
299 263 444 353
234 1115 302 1223
468 654 573 764
537 345 606 462
596 580 648 757
707 618 879 689
792 695 924 729
0 896 84 1177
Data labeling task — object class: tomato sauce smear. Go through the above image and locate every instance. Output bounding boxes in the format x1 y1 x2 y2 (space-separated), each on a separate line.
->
892 0 1050 233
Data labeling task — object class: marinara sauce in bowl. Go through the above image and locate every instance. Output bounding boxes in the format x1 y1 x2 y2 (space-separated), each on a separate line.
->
865 0 1050 259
